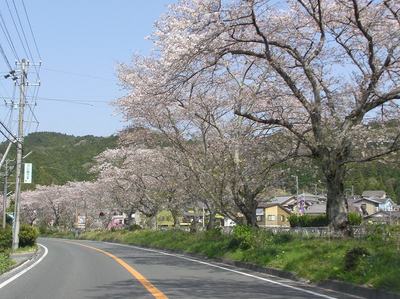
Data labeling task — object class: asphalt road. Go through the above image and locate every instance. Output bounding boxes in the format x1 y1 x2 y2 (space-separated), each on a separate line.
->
0 238 362 299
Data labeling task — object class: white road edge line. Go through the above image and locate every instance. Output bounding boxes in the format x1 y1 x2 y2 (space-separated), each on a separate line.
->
0 243 48 289
100 241 337 299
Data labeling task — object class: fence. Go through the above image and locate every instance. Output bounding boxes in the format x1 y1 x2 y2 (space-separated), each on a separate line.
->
223 225 400 242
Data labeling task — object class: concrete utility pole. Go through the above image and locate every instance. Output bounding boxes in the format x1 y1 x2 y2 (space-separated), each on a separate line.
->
291 175 299 198
12 59 27 250
2 160 9 229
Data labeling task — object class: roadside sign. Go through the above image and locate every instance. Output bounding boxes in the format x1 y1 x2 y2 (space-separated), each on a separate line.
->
24 163 32 184
75 215 86 229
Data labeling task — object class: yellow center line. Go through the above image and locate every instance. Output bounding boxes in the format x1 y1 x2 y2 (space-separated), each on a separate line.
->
64 240 168 299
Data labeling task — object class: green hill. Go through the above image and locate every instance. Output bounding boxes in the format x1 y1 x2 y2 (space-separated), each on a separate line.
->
0 132 117 190
0 130 398 202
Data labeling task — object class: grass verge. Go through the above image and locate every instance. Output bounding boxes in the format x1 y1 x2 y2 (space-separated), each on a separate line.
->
0 252 14 275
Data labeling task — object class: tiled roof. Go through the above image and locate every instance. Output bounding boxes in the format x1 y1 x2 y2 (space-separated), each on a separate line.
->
304 203 326 215
257 202 292 214
362 190 386 198
270 196 294 204
365 210 400 219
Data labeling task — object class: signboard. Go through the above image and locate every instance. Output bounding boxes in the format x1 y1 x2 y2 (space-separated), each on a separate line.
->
75 215 86 229
6 212 14 220
24 163 32 184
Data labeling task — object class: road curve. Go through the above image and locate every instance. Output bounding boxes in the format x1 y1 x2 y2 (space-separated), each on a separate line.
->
0 238 361 299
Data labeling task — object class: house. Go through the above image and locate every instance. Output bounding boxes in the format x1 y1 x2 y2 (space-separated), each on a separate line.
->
364 211 400 224
303 202 326 216
257 202 291 227
224 218 236 227
269 193 327 214
269 195 296 209
353 190 395 215
156 210 175 228
348 196 377 216
362 190 386 199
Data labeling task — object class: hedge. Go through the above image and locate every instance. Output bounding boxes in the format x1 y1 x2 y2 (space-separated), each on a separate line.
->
0 224 39 250
288 212 364 227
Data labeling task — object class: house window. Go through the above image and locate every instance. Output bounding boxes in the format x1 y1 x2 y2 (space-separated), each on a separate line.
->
279 215 285 222
256 215 264 222
256 208 264 216
267 215 276 221
118 219 123 224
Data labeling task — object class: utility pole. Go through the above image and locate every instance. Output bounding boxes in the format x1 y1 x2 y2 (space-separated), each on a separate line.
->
2 160 9 229
12 59 27 250
292 175 300 213
291 175 299 198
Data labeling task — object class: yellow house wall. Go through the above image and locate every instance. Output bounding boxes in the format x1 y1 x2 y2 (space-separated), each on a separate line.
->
358 200 378 215
264 206 290 227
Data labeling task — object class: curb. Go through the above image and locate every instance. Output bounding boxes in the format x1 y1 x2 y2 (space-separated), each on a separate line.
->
82 238 400 299
317 280 400 299
0 246 41 278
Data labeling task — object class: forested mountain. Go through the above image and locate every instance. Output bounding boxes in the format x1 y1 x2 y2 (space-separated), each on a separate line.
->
0 132 117 190
0 131 398 202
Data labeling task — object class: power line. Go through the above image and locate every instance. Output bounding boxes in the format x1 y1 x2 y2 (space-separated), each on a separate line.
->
21 0 41 61
0 127 15 143
12 0 34 60
0 42 13 71
0 118 17 141
5 0 29 61
33 97 95 106
0 11 19 61
29 96 112 107
10 0 40 80
41 67 112 81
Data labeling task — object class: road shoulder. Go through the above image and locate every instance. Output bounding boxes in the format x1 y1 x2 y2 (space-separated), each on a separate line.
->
0 244 48 288
81 239 400 299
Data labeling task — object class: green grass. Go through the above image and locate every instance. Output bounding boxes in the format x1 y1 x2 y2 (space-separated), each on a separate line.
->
0 252 14 275
44 227 400 294
12 244 38 254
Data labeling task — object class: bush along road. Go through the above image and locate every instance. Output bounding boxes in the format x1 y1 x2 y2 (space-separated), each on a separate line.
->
0 224 39 275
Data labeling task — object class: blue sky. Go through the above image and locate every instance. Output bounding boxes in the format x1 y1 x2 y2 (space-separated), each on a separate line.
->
0 0 174 137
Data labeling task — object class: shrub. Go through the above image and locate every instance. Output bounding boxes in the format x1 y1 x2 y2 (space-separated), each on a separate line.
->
232 225 254 250
288 214 329 227
272 232 293 244
19 224 39 247
204 227 222 240
348 212 362 226
344 246 369 271
226 237 242 250
0 228 12 251
127 224 142 231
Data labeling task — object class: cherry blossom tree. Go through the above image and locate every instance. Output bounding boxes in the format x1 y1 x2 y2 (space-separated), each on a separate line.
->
118 0 400 231
21 181 107 229
93 145 191 226
117 56 295 226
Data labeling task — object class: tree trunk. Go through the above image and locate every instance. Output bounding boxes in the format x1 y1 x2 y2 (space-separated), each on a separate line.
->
240 198 258 227
206 210 216 230
171 210 180 227
324 163 350 234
